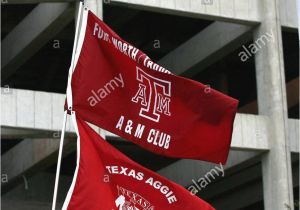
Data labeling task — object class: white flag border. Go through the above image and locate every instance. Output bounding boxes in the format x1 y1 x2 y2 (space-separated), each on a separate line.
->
66 4 89 110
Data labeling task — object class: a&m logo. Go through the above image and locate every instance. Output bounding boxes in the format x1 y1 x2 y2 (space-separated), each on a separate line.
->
115 186 154 210
132 67 171 123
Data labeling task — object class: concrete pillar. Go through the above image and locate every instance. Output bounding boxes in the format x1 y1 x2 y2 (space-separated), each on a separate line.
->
254 0 294 209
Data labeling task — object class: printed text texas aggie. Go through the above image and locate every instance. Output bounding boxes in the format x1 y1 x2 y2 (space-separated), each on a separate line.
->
62 115 215 210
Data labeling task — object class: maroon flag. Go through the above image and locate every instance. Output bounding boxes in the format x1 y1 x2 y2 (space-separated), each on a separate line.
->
62 114 215 210
67 10 238 164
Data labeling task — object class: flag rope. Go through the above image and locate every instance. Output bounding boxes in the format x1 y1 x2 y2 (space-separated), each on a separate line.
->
51 1 85 209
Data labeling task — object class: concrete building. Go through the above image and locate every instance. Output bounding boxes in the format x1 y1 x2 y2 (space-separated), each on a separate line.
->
1 0 299 209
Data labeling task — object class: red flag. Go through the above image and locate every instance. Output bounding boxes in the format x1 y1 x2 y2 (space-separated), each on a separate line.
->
62 114 215 210
67 10 238 164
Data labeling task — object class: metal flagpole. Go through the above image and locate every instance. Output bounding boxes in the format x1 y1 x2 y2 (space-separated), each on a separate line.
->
51 110 68 210
51 1 85 209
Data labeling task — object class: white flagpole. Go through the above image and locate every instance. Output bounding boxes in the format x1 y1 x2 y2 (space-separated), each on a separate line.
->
51 110 68 210
51 1 85 209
